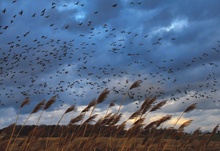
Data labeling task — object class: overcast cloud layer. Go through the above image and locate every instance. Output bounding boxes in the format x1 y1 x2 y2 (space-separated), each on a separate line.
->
0 0 220 132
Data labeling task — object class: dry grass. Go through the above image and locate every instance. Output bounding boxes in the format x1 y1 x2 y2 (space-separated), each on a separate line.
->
0 85 220 151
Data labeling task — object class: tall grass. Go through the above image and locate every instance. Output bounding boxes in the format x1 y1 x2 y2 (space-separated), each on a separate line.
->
0 84 220 151
5 98 30 151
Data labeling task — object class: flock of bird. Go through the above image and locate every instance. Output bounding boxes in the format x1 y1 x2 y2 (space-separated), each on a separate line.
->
0 1 220 109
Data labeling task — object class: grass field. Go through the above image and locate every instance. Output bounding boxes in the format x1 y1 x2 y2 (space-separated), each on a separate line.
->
0 82 220 151
1 137 220 151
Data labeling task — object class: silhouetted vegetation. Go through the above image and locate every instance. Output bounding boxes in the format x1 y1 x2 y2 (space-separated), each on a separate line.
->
0 83 220 150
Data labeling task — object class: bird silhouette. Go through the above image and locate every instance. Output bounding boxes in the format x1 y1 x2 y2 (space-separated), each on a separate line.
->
19 10 23 15
112 4 117 7
2 8 6 14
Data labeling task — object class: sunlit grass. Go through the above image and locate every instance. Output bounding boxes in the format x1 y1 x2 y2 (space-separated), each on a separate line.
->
0 81 219 151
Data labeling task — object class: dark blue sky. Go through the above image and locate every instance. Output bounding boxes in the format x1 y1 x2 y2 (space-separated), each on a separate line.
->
0 0 220 132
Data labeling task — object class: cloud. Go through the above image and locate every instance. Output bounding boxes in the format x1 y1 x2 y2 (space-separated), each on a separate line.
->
1 0 220 132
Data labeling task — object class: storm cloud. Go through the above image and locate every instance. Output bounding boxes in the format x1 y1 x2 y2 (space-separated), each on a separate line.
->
0 0 220 132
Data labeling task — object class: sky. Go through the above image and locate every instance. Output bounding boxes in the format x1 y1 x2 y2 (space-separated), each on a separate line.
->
0 0 220 132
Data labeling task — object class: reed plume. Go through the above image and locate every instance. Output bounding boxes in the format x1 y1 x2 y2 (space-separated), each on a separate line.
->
184 103 197 113
20 98 30 108
144 121 159 131
89 89 109 118
10 99 45 151
129 80 142 90
69 113 85 125
20 100 46 151
83 114 98 125
140 96 157 118
178 120 193 131
64 105 76 114
118 80 142 114
6 98 30 151
24 96 56 151
173 103 197 128
97 114 112 126
96 88 110 104
149 100 167 112
109 100 116 107
111 113 122 126
128 109 142 120
132 117 145 127
44 95 56 110
81 99 96 113
156 115 172 128
31 100 46 114
81 89 109 139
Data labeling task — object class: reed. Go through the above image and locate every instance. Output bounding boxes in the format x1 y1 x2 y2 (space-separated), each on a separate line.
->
1 86 219 151
9 99 45 151
5 98 30 151
23 96 56 151
173 103 197 128
117 80 142 114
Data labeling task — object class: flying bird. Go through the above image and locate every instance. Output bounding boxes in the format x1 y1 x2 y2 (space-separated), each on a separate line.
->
112 4 117 7
19 10 23 15
32 13 36 17
2 8 6 14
